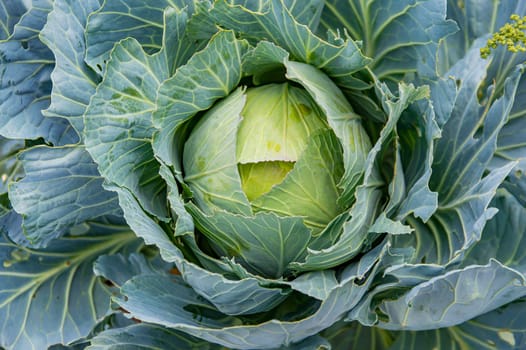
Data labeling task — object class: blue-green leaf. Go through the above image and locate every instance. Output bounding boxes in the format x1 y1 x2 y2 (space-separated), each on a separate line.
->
321 0 457 80
200 0 370 90
39 0 102 136
0 0 77 144
9 146 121 247
387 299 526 350
84 35 168 218
438 0 526 75
439 2 526 172
427 42 521 259
109 184 289 316
115 245 382 350
392 99 440 221
0 1 26 40
88 323 225 350
374 259 526 330
85 0 197 74
0 137 23 195
0 223 138 350
493 71 526 171
463 190 526 274
322 321 393 350
93 252 173 288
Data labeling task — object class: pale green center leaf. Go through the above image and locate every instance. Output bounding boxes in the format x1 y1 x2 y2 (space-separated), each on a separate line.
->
238 161 295 201
236 83 328 163
252 129 345 234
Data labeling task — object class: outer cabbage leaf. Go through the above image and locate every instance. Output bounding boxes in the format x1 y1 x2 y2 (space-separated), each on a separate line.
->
84 6 201 219
365 259 526 331
463 190 526 275
347 39 523 332
0 222 139 350
85 0 198 74
113 243 385 349
494 73 526 171
103 174 387 348
438 0 526 75
321 321 394 350
320 0 457 80
8 146 122 247
0 0 77 144
393 41 521 267
293 82 428 271
0 137 24 244
439 1 526 171
0 1 26 40
88 323 226 350
93 252 174 289
39 0 102 136
108 183 290 316
0 137 23 195
325 299 526 350
386 299 526 350
194 0 371 90
503 169 526 207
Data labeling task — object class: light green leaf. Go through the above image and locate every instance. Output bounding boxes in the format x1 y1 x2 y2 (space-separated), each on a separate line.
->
182 88 251 216
236 83 328 164
39 0 102 136
285 61 372 207
187 203 311 278
0 223 138 350
153 30 249 170
9 146 121 247
252 130 344 233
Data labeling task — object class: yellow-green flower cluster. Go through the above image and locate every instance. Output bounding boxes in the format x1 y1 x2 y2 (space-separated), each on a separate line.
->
481 14 526 58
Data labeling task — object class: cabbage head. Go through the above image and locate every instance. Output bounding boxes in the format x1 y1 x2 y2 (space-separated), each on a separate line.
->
1 1 526 349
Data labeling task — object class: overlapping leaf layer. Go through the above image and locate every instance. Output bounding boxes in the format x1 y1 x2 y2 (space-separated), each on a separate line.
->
1 1 525 349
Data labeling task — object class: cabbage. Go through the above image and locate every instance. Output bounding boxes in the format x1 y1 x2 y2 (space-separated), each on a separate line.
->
1 1 526 349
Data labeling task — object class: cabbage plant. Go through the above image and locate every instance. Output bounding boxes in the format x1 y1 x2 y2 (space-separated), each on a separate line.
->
1 0 526 349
